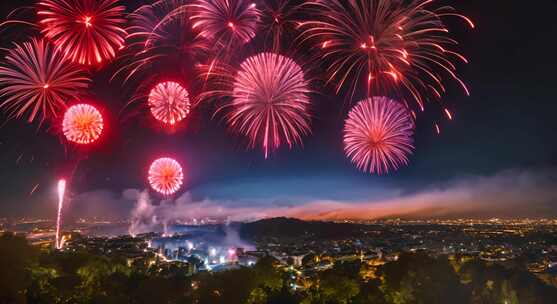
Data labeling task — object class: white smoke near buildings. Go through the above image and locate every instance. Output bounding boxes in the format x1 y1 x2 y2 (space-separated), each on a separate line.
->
127 190 267 236
128 190 157 236
128 191 256 249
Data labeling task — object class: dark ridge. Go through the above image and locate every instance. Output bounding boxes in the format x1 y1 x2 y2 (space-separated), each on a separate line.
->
239 217 366 239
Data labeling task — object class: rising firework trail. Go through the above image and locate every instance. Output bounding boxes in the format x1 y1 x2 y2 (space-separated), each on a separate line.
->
148 81 191 125
300 0 473 110
148 157 184 196
0 39 90 124
62 104 104 145
344 96 415 175
55 179 66 249
37 0 128 65
217 52 311 158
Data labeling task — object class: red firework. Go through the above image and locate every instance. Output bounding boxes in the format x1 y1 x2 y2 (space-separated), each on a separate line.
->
62 104 104 144
148 157 184 196
227 52 311 158
148 81 191 125
301 0 473 109
0 39 90 124
189 0 260 51
344 97 414 175
37 0 127 65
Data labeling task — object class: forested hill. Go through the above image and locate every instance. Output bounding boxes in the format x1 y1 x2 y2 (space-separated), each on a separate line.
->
239 217 367 239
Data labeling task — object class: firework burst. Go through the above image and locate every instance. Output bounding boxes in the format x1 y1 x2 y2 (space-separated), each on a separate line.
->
37 0 127 65
189 0 261 53
113 0 208 82
224 52 311 158
344 96 414 175
148 81 191 125
0 39 90 124
62 104 104 144
148 157 184 196
260 0 305 51
301 0 473 109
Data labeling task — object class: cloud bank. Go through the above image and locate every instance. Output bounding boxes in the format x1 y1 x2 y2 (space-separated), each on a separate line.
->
66 168 557 229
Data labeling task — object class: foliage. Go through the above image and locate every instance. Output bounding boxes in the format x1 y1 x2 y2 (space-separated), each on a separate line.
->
0 233 38 304
1 233 556 304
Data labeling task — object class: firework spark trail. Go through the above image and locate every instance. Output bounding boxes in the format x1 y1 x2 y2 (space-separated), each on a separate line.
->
300 0 473 110
148 81 191 125
37 0 127 65
344 96 415 174
0 39 90 124
220 52 312 158
16 153 24 165
148 157 184 196
55 179 66 249
29 183 40 196
62 104 104 145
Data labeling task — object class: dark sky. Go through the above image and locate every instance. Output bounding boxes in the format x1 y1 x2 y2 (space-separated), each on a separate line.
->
0 0 556 219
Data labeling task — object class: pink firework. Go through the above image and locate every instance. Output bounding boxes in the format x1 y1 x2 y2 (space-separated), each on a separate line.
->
301 0 473 108
62 104 104 145
148 157 184 196
37 0 127 65
189 0 260 51
344 97 414 175
148 81 191 125
227 52 311 158
0 39 90 124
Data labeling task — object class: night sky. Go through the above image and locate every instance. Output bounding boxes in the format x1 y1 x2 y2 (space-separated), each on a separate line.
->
0 0 556 219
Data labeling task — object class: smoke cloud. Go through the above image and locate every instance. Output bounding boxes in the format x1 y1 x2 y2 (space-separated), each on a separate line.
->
131 168 557 225
67 168 557 232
